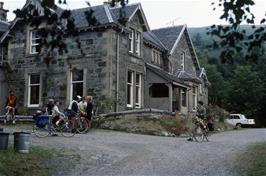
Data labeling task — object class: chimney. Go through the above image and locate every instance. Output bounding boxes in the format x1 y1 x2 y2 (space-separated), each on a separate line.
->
0 2 8 21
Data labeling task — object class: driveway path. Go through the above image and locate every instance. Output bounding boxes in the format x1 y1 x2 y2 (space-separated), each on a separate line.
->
4 126 266 176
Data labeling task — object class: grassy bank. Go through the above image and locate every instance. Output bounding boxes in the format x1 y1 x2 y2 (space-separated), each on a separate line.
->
0 146 80 176
0 147 53 176
234 141 266 176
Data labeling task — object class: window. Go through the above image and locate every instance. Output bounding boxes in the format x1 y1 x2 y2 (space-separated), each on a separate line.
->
28 74 40 107
192 87 197 109
128 28 141 56
181 88 187 107
30 30 41 54
135 73 141 108
129 28 134 53
152 49 162 66
71 70 84 99
181 52 185 71
199 84 203 94
127 71 134 107
135 31 141 56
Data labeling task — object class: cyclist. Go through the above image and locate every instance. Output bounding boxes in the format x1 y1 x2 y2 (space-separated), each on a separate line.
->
45 99 54 115
5 90 17 124
52 100 65 126
187 100 207 141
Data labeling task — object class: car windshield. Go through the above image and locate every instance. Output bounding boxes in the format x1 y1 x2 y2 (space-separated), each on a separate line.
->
240 114 247 119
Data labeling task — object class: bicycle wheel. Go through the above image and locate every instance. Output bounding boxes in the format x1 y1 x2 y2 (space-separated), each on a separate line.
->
60 120 76 137
33 124 50 138
193 125 204 142
76 117 89 134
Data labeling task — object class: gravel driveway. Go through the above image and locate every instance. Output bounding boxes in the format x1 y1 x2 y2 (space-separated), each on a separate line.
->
4 126 266 176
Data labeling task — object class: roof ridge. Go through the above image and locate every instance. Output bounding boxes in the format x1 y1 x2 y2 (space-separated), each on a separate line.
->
151 25 185 31
108 2 141 9
104 4 114 23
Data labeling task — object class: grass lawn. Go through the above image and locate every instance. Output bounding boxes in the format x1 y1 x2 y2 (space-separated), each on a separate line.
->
0 146 53 176
234 141 266 176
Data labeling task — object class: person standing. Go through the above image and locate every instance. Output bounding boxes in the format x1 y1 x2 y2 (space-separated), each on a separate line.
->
78 96 87 117
5 90 17 124
85 96 93 129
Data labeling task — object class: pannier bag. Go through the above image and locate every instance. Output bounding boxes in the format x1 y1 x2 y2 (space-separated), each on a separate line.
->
36 115 49 128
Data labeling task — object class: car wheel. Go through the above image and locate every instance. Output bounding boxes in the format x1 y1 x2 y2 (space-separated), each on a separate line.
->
236 123 242 129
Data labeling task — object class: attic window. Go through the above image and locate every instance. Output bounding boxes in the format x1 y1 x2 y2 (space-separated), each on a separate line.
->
181 52 185 71
152 49 162 66
129 28 134 53
128 28 141 56
30 30 41 54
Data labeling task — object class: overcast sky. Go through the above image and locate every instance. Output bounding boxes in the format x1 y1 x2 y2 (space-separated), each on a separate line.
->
2 0 266 29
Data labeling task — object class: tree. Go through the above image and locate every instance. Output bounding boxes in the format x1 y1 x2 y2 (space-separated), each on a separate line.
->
227 66 264 120
208 0 266 63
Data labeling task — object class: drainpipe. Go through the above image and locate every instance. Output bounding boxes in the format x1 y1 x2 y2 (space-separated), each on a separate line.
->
116 28 123 112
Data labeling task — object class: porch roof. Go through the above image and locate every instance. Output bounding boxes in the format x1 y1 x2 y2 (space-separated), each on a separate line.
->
146 63 189 88
176 70 203 84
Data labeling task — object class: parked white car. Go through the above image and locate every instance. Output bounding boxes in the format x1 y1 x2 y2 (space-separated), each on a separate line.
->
226 114 255 128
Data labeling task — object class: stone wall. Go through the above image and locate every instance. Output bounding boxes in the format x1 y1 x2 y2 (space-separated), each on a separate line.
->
0 68 8 114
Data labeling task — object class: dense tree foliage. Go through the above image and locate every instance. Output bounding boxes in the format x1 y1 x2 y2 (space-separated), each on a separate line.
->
197 48 266 126
208 0 266 63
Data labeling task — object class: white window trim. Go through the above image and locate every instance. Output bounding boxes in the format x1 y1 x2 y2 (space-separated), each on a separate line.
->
27 74 41 107
135 31 141 56
129 28 134 53
199 84 203 94
70 70 84 100
30 30 41 54
181 52 185 71
135 73 141 108
181 88 187 107
127 71 134 108
192 87 197 110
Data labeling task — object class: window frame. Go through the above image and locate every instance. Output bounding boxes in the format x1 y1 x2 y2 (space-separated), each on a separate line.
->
70 69 84 100
127 70 134 108
30 30 41 54
135 31 141 56
192 87 197 110
181 88 187 107
28 74 41 107
181 52 185 71
129 28 134 53
135 73 141 108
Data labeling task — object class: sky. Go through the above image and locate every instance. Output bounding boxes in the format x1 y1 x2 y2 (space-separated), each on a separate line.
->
2 0 266 29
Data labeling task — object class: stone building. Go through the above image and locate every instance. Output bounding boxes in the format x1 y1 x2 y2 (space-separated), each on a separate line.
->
0 2 9 114
0 0 209 115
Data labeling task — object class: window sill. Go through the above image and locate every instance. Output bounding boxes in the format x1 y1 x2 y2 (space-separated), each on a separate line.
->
25 53 41 58
128 52 142 59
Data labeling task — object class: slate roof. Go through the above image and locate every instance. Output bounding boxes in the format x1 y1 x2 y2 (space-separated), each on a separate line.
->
0 21 10 35
143 31 167 51
176 70 202 84
71 3 140 29
146 63 189 86
151 25 184 51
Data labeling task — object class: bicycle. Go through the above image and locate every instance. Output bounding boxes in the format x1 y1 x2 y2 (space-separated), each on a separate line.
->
72 113 90 134
33 114 76 137
191 117 209 142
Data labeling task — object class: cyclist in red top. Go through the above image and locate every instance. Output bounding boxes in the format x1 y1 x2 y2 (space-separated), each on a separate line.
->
5 90 17 124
